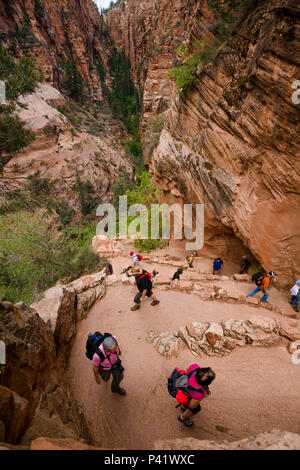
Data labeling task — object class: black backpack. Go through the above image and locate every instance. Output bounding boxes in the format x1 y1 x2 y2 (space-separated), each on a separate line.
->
251 272 266 286
85 331 112 362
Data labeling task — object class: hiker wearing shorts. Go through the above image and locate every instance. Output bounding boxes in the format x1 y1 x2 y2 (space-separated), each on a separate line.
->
178 365 215 427
290 280 300 313
129 268 160 311
171 268 183 287
92 336 126 395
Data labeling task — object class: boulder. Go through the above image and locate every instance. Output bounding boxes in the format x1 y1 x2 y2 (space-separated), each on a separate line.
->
32 286 76 334
0 386 29 444
155 429 300 450
92 235 123 254
278 318 300 342
233 274 251 282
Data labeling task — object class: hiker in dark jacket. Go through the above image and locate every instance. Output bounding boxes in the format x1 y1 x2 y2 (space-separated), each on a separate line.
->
239 256 251 274
129 268 160 311
170 267 184 287
92 335 126 395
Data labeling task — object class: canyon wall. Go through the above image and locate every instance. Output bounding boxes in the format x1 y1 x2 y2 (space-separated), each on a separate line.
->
0 270 108 446
0 0 112 99
106 0 300 285
105 0 214 162
151 0 300 286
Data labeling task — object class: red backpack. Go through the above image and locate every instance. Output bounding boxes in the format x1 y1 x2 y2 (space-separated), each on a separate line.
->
137 254 143 261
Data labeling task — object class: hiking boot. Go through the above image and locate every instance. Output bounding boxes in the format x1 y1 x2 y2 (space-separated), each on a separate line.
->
293 306 299 313
112 387 126 396
178 415 193 427
131 304 140 311
151 300 160 306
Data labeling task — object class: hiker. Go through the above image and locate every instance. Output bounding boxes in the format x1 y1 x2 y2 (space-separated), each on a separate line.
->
106 263 113 275
128 267 160 311
168 364 215 428
129 251 142 266
247 271 277 303
91 334 126 395
290 280 300 312
239 256 251 274
170 267 184 287
186 253 196 268
121 265 132 277
151 269 159 281
213 257 223 275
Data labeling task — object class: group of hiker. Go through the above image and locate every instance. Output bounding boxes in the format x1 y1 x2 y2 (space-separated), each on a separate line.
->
86 249 298 430
184 252 281 305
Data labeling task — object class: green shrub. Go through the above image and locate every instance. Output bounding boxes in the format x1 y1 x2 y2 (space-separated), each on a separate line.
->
62 61 84 102
0 108 34 155
0 47 41 156
168 36 217 92
73 176 100 217
0 214 105 304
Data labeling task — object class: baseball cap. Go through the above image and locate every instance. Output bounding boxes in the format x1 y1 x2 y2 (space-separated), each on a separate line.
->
269 271 277 277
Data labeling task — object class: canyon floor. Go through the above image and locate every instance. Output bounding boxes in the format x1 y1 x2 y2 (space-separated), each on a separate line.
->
68 251 300 450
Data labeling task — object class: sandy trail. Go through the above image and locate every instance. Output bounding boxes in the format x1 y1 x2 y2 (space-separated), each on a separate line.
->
68 258 300 449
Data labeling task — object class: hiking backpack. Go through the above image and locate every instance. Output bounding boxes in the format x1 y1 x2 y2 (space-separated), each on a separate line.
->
85 331 112 362
138 271 151 282
251 272 266 287
137 254 143 261
167 367 205 407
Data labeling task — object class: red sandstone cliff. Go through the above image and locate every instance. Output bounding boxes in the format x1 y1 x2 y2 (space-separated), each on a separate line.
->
150 0 300 286
105 0 214 161
0 0 112 99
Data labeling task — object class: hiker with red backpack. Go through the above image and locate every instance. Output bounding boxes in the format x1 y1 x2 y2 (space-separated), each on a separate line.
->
127 267 160 311
247 271 277 303
129 251 142 266
167 364 216 427
86 333 126 395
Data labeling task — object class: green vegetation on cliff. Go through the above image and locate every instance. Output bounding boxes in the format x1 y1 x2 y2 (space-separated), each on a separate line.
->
123 171 167 252
168 0 258 92
0 213 106 304
0 46 41 159
98 51 144 174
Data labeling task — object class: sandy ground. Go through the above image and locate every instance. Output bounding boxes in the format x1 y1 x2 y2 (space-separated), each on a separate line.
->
67 260 300 449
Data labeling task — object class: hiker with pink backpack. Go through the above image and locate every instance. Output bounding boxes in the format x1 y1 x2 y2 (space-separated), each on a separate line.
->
167 364 216 427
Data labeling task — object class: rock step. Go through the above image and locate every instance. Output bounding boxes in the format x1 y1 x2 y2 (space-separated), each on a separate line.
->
147 317 300 359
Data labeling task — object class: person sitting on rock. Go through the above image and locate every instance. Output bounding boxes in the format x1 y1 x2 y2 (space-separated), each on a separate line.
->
106 263 113 275
247 271 277 303
239 256 251 274
178 365 215 427
170 267 184 287
213 257 223 275
289 280 300 313
129 267 160 311
92 335 126 395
